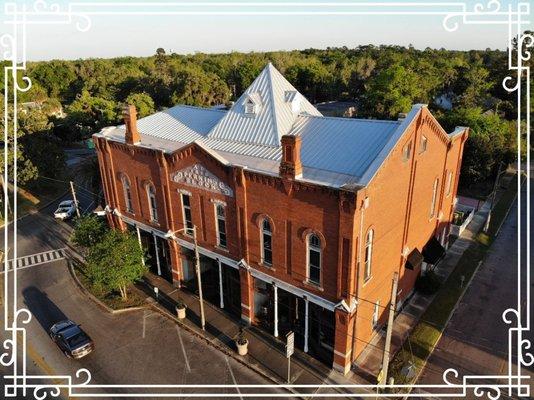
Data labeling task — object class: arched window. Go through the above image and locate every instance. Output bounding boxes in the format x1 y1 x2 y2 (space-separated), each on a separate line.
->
261 219 272 266
146 184 158 222
364 229 374 281
215 204 227 248
121 175 133 213
307 234 321 285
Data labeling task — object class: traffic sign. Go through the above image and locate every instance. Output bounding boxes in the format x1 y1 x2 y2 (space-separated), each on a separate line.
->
286 331 294 358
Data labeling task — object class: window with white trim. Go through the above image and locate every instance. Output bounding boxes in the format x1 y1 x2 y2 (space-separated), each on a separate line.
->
430 178 439 218
307 234 321 285
181 193 193 234
420 135 428 153
261 219 272 266
372 301 380 328
215 204 227 248
402 141 412 162
244 98 256 115
445 170 453 197
121 175 133 213
364 229 374 281
147 184 158 222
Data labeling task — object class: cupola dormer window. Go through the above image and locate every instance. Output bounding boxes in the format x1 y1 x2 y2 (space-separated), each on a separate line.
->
244 99 256 115
243 93 261 116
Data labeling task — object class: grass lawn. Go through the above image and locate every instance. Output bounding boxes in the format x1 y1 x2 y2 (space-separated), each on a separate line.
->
73 261 146 310
390 173 520 389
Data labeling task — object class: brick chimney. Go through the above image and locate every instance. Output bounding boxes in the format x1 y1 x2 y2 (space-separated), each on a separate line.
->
279 135 302 179
123 104 140 145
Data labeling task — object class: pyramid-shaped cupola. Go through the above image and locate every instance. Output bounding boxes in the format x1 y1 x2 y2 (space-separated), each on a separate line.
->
207 63 322 147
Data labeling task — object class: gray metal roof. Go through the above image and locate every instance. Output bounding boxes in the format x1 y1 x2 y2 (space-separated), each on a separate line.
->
207 63 322 147
97 64 431 189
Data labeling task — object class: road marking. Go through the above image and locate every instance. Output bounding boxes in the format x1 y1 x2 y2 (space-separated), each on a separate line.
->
225 355 243 400
175 326 191 373
2 248 67 274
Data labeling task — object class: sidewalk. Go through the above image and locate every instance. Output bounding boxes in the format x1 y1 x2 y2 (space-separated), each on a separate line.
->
138 273 372 398
353 199 491 380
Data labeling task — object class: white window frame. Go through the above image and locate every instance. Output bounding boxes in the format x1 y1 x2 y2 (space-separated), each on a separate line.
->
364 229 374 282
430 178 439 218
420 135 428 153
244 99 256 115
446 170 453 197
215 203 227 248
372 301 380 328
181 193 193 235
121 175 133 213
260 219 273 266
147 184 158 222
402 141 412 162
307 233 322 286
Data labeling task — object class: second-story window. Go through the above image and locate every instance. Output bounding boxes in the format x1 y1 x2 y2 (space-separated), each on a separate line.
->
307 234 321 285
181 193 193 234
445 170 453 197
364 229 374 281
121 175 133 213
215 204 227 248
147 184 158 222
261 219 272 266
420 135 428 153
402 141 412 162
430 178 439 218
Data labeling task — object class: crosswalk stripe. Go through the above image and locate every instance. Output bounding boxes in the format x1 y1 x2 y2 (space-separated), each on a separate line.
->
1 248 69 273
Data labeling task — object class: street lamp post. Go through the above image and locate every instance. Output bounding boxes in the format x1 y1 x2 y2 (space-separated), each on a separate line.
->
166 225 206 331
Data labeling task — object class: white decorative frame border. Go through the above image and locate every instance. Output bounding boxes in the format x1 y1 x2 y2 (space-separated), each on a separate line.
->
1 1 532 398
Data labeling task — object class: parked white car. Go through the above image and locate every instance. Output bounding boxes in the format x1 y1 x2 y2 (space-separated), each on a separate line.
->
54 200 78 220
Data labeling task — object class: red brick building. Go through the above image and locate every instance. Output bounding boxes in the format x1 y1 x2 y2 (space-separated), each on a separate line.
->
94 64 468 375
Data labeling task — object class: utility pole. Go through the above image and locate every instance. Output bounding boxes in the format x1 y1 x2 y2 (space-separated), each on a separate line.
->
0 174 11 219
484 163 503 233
380 272 399 386
193 226 206 331
70 181 81 218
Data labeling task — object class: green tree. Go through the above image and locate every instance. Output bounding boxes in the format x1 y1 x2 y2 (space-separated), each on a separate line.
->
71 214 109 250
86 229 147 299
171 67 231 106
125 92 155 118
439 108 514 188
362 65 425 118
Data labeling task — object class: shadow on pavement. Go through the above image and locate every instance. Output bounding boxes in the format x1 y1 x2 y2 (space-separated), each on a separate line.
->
22 286 69 332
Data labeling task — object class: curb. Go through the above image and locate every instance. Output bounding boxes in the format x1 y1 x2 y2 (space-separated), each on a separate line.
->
493 175 524 238
0 189 70 229
146 300 305 399
67 259 147 315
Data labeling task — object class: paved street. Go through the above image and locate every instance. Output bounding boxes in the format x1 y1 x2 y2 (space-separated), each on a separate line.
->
416 170 533 399
1 181 287 398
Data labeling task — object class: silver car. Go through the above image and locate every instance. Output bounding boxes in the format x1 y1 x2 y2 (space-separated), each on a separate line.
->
54 200 77 220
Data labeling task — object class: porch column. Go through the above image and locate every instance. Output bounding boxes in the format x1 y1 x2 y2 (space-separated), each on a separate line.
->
168 239 182 288
273 283 279 338
217 258 224 309
153 233 161 276
136 226 145 266
304 297 309 353
333 308 355 376
239 267 253 325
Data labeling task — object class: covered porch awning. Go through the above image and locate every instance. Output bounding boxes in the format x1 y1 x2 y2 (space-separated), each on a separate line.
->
422 236 446 265
405 248 424 270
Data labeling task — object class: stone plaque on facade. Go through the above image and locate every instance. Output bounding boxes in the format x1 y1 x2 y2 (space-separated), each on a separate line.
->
171 164 233 197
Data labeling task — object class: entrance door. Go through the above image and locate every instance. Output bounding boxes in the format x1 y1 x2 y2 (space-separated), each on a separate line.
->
222 265 241 318
307 303 335 366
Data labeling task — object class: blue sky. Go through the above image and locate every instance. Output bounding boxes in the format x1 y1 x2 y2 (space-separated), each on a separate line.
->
3 0 531 61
